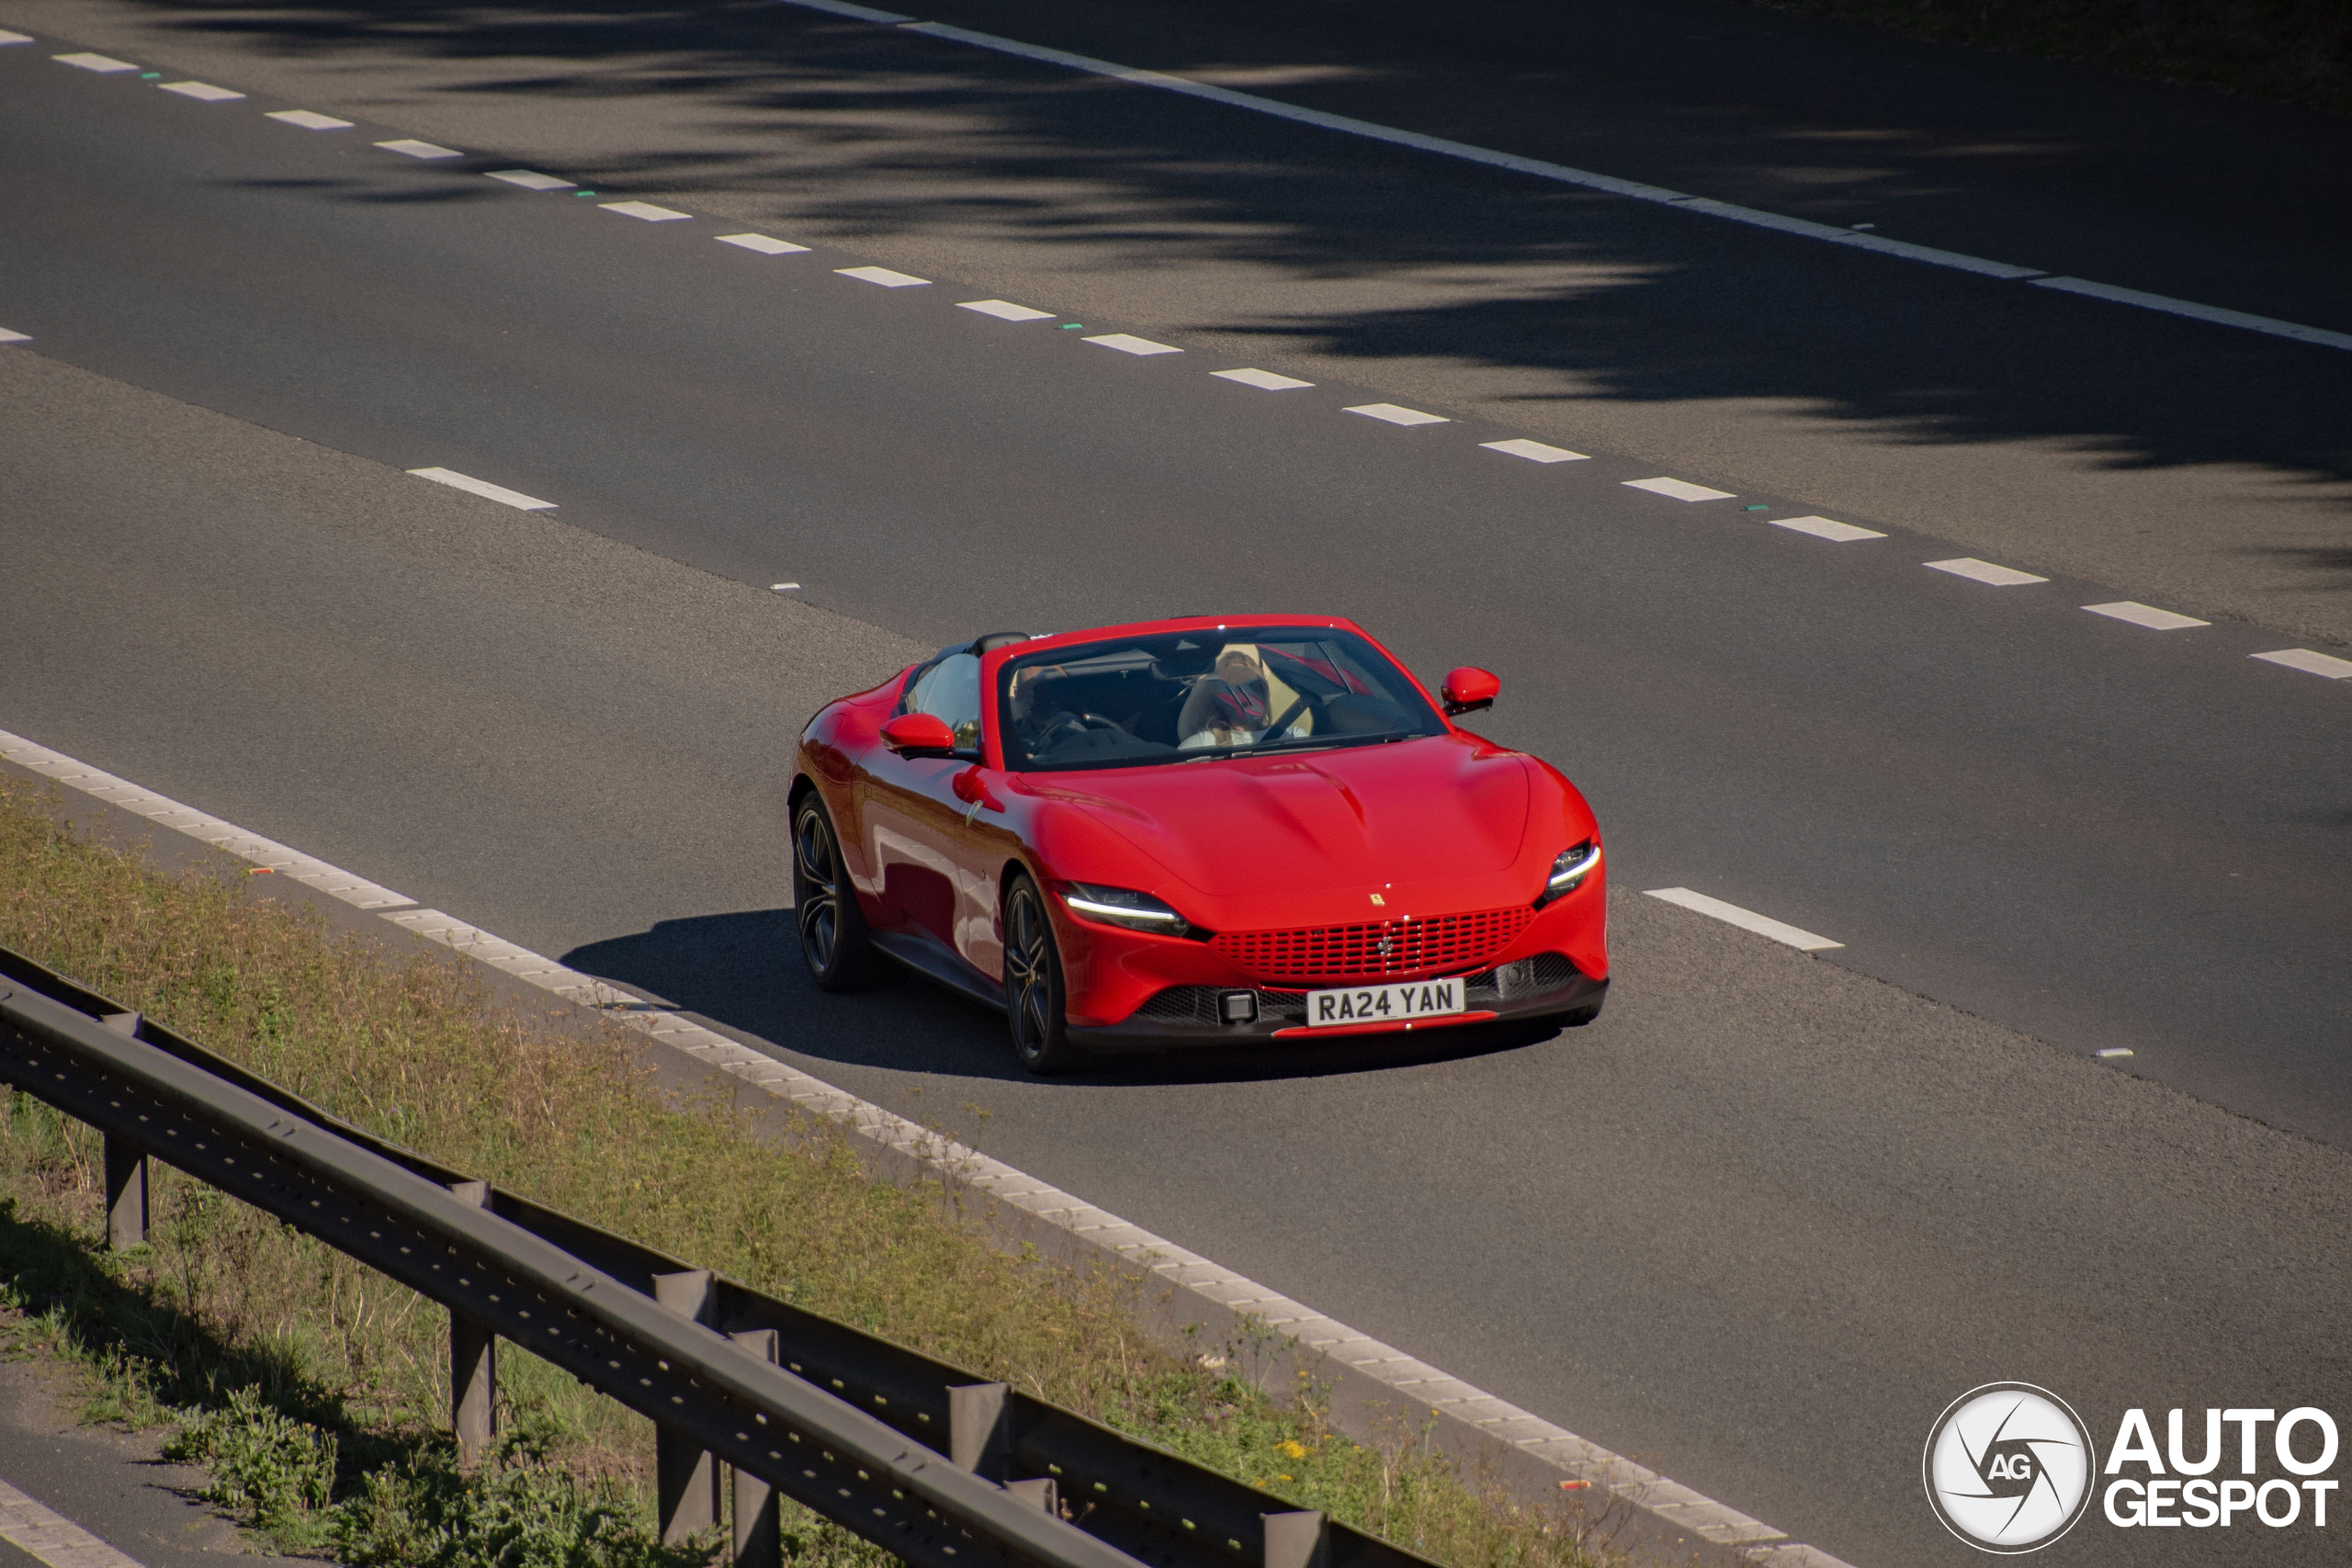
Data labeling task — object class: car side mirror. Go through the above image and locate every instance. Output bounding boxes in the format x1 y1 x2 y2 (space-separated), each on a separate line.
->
881 713 958 756
1442 667 1500 716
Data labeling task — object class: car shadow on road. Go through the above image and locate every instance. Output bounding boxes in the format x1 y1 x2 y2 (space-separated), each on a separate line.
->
561 909 1564 1089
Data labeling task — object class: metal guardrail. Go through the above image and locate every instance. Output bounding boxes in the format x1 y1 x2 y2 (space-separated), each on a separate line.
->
0 946 1441 1568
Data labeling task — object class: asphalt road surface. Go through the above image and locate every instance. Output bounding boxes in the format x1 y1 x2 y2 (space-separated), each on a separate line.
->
3 6 2347 1566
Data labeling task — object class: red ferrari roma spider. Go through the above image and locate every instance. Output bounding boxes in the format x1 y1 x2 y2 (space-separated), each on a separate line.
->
789 615 1607 1073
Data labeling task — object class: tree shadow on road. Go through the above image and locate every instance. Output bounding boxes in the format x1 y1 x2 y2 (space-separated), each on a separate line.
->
96 0 2352 600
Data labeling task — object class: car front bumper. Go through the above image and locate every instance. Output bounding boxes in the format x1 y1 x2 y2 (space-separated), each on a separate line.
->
1066 953 1606 1054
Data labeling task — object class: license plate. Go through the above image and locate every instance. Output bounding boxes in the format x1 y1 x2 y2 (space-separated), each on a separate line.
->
1304 977 1465 1028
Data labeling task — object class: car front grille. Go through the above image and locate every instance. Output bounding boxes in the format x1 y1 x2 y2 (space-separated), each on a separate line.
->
1209 908 1534 986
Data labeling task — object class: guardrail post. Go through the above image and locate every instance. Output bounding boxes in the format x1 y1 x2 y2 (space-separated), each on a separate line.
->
1261 1511 1328 1568
98 1014 145 1251
653 1269 718 1546
729 1329 782 1568
447 1180 496 1468
948 1382 1011 1478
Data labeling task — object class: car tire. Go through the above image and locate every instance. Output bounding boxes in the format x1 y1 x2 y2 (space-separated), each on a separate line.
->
1556 1000 1602 1029
793 794 876 991
1002 874 1086 1075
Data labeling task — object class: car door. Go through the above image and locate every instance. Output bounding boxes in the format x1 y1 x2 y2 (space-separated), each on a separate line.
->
859 652 1014 977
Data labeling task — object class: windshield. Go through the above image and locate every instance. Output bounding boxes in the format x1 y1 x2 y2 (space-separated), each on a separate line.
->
998 627 1447 772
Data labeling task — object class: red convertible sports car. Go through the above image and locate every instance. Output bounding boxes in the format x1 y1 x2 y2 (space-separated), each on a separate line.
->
789 615 1607 1073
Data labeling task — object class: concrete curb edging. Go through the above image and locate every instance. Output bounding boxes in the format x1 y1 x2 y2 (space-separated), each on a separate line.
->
0 725 1858 1568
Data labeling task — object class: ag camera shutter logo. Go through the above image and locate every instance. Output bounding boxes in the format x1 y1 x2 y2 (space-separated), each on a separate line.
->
1924 1383 2095 1552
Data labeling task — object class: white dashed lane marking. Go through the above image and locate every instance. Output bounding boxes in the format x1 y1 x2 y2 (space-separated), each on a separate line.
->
959 299 1057 321
1345 402 1447 426
406 467 557 512
1086 333 1182 355
1624 476 1734 502
31 28 2342 725
1645 888 1844 952
1928 558 2048 586
1771 515 1884 543
1480 437 1587 463
602 200 689 222
0 330 29 345
2253 649 2352 680
717 232 811 254
2084 602 2208 631
837 265 932 288
1214 367 1314 389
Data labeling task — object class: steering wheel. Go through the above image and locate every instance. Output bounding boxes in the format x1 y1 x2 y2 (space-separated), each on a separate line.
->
1032 711 1127 753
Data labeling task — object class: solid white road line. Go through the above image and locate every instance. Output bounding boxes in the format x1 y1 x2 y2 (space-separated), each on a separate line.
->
1480 437 1588 463
1344 401 1447 426
2083 601 2208 631
959 299 1057 321
835 9 2350 360
0 728 414 908
53 51 138 72
1927 558 2048 586
266 109 352 130
2252 648 2352 680
156 80 244 101
1085 333 1182 355
837 265 931 288
1214 367 1314 389
377 138 462 159
1623 476 1733 502
0 330 29 345
0 30 35 44
717 232 811 254
602 200 689 221
2032 276 2352 354
1770 515 1884 543
0 720 1853 1568
487 169 575 190
406 467 557 512
0 1474 150 1568
1645 887 1844 951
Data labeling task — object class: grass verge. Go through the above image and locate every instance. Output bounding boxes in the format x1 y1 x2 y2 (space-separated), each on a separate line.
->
0 775 1625 1566
1742 0 2351 116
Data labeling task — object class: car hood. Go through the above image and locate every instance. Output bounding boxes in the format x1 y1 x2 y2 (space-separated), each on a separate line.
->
1023 736 1532 896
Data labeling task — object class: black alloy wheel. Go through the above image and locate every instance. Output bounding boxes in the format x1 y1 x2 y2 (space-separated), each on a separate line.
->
793 795 874 990
1002 874 1084 1074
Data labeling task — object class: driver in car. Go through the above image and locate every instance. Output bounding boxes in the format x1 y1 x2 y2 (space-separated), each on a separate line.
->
1178 646 1307 750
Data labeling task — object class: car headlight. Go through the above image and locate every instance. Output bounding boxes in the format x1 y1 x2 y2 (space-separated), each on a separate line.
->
1061 883 1191 937
1545 840 1601 899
